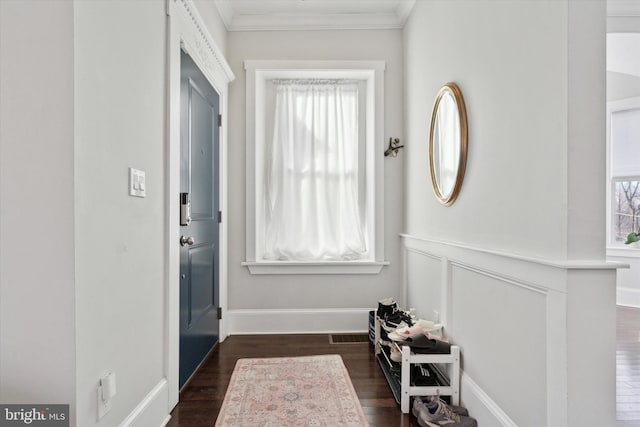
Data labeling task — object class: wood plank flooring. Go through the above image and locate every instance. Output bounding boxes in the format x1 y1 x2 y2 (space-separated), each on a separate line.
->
618 305 640 426
166 334 419 426
167 305 640 426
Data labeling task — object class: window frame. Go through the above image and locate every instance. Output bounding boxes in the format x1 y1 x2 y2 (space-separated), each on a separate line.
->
243 60 388 274
606 97 640 257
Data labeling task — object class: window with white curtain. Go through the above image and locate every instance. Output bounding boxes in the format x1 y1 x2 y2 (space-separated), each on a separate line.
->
243 60 388 274
264 79 367 261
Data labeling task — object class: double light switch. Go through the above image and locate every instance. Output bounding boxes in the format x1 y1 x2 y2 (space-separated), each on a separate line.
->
129 168 146 198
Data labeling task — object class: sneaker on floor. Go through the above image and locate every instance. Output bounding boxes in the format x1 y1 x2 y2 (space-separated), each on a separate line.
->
412 397 430 419
425 396 469 417
416 399 477 427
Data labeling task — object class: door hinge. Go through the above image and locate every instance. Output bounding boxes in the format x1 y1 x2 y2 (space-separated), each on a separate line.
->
217 307 222 320
218 210 222 223
218 114 222 128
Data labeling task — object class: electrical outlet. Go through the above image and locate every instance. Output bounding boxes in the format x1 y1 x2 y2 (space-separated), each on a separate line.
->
97 372 116 420
97 386 112 420
433 310 440 322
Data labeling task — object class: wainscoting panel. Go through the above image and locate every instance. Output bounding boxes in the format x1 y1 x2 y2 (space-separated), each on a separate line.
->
405 249 442 323
401 234 619 427
120 379 169 427
451 265 547 427
461 372 518 427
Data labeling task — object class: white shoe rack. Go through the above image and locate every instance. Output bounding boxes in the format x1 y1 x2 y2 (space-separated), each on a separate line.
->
374 314 460 414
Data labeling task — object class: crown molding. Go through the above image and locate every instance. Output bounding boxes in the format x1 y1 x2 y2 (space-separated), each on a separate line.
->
214 0 415 31
171 0 234 83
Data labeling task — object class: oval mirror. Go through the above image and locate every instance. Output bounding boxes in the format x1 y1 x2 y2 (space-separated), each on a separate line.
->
429 82 468 206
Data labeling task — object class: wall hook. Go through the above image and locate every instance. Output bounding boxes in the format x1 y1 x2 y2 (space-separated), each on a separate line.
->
384 137 404 157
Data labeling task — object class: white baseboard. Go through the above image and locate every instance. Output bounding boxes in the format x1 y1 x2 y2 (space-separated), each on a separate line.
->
226 308 373 334
617 287 640 308
461 372 517 427
119 379 169 427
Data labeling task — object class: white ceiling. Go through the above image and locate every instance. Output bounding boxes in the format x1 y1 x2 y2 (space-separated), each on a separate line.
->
214 0 416 31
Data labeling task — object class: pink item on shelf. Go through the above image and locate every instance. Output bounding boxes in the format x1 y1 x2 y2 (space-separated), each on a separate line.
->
388 319 449 343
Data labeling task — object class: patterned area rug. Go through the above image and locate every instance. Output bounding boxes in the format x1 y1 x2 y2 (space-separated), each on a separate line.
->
215 354 369 426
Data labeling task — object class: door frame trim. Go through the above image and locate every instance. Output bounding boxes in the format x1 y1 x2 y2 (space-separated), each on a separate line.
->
166 0 234 410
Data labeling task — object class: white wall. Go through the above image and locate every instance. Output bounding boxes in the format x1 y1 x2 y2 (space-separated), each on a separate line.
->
404 1 569 259
403 0 605 261
0 1 76 424
73 1 168 426
0 1 230 425
225 29 405 331
403 1 617 426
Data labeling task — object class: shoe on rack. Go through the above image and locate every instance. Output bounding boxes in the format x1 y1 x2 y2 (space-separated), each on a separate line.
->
390 344 402 363
379 338 393 348
390 364 402 382
415 398 477 427
404 333 451 354
377 297 415 327
386 310 415 328
380 320 409 334
388 320 444 342
377 297 398 319
384 315 411 329
411 364 438 386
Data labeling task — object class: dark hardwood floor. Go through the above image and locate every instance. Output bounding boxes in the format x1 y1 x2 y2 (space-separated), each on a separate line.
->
167 334 419 426
617 305 640 427
167 305 640 426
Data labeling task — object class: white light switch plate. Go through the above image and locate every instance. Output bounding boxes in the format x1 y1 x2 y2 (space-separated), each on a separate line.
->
129 168 146 198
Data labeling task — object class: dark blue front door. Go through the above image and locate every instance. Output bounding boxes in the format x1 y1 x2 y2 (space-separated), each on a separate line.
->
179 50 220 389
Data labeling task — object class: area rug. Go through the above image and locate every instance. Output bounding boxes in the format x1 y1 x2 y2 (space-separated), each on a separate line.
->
215 354 369 426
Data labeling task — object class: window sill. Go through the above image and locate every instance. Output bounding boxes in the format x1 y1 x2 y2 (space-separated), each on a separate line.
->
607 246 640 258
241 260 390 275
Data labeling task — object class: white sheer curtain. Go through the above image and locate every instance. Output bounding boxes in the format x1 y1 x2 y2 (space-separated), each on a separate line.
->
264 79 367 261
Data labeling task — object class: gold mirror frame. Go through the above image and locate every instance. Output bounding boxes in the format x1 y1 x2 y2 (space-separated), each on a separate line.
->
428 82 468 206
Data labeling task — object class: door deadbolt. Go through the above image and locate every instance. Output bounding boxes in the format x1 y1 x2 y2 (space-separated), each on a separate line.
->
180 235 195 246
180 192 192 226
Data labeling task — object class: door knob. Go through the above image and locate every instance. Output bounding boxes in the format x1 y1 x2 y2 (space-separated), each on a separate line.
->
180 235 195 246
